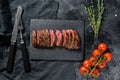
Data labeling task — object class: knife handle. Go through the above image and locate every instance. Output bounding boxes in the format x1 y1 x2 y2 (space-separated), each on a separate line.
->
20 40 31 72
7 42 16 73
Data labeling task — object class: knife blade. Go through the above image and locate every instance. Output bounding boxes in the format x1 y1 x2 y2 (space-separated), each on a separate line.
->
11 6 23 43
7 6 23 73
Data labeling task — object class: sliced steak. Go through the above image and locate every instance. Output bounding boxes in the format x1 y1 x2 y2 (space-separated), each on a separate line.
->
41 29 50 48
69 30 73 49
64 30 72 49
55 30 63 47
67 29 73 49
64 29 80 49
50 29 56 47
36 29 50 48
73 30 80 49
32 29 80 50
62 30 66 47
36 30 40 47
32 30 37 47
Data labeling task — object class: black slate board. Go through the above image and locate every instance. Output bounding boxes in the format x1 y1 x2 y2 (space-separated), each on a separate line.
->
30 19 84 61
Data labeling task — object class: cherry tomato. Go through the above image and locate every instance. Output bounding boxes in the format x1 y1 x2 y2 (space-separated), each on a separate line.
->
104 52 112 62
91 69 100 78
89 57 97 66
93 49 101 58
98 43 107 51
98 60 106 69
80 66 90 75
83 60 92 68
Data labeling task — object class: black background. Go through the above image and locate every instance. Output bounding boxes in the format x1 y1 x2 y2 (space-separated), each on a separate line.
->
0 0 120 80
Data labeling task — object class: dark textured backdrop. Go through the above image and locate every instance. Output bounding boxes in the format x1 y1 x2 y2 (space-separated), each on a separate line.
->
0 0 120 80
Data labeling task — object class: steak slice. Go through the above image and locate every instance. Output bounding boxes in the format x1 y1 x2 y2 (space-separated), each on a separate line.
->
62 30 66 47
55 30 63 47
36 29 50 48
67 29 73 49
36 30 40 47
63 29 80 49
69 29 75 49
41 29 50 48
50 29 56 47
32 30 37 47
64 30 72 49
73 30 80 49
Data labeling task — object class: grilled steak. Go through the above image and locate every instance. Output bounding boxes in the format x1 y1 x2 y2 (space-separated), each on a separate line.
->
32 29 80 50
69 29 75 49
62 30 67 47
63 30 70 49
66 29 72 49
41 29 50 48
73 30 80 49
55 30 63 47
36 29 50 48
50 29 56 47
36 30 40 47
32 30 37 47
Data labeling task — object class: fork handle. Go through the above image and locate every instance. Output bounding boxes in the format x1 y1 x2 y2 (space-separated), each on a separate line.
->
20 40 31 72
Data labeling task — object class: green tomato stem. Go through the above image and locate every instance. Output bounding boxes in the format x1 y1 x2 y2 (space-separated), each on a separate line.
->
89 51 104 75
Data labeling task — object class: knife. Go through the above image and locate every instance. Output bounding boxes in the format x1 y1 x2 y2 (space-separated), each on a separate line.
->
7 6 23 73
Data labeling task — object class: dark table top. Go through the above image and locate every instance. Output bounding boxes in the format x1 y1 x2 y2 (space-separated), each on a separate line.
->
0 0 120 80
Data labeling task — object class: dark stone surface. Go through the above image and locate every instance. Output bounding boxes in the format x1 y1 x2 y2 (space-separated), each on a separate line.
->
30 19 84 61
0 0 120 80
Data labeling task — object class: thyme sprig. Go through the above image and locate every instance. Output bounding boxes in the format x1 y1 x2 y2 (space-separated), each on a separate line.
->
85 0 105 39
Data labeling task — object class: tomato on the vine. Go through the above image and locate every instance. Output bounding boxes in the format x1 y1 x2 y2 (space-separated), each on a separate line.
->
83 60 92 68
89 57 97 66
93 49 101 58
80 66 90 75
104 52 112 62
98 60 106 69
91 69 100 78
98 43 107 51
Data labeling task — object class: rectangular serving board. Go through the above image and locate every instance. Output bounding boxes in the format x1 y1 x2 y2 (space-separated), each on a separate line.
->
30 19 84 61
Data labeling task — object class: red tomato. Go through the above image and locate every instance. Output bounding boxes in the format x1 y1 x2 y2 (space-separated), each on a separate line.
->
98 43 107 51
104 52 112 62
91 69 100 77
83 60 92 68
98 60 106 69
80 66 90 75
89 57 97 66
93 49 101 58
